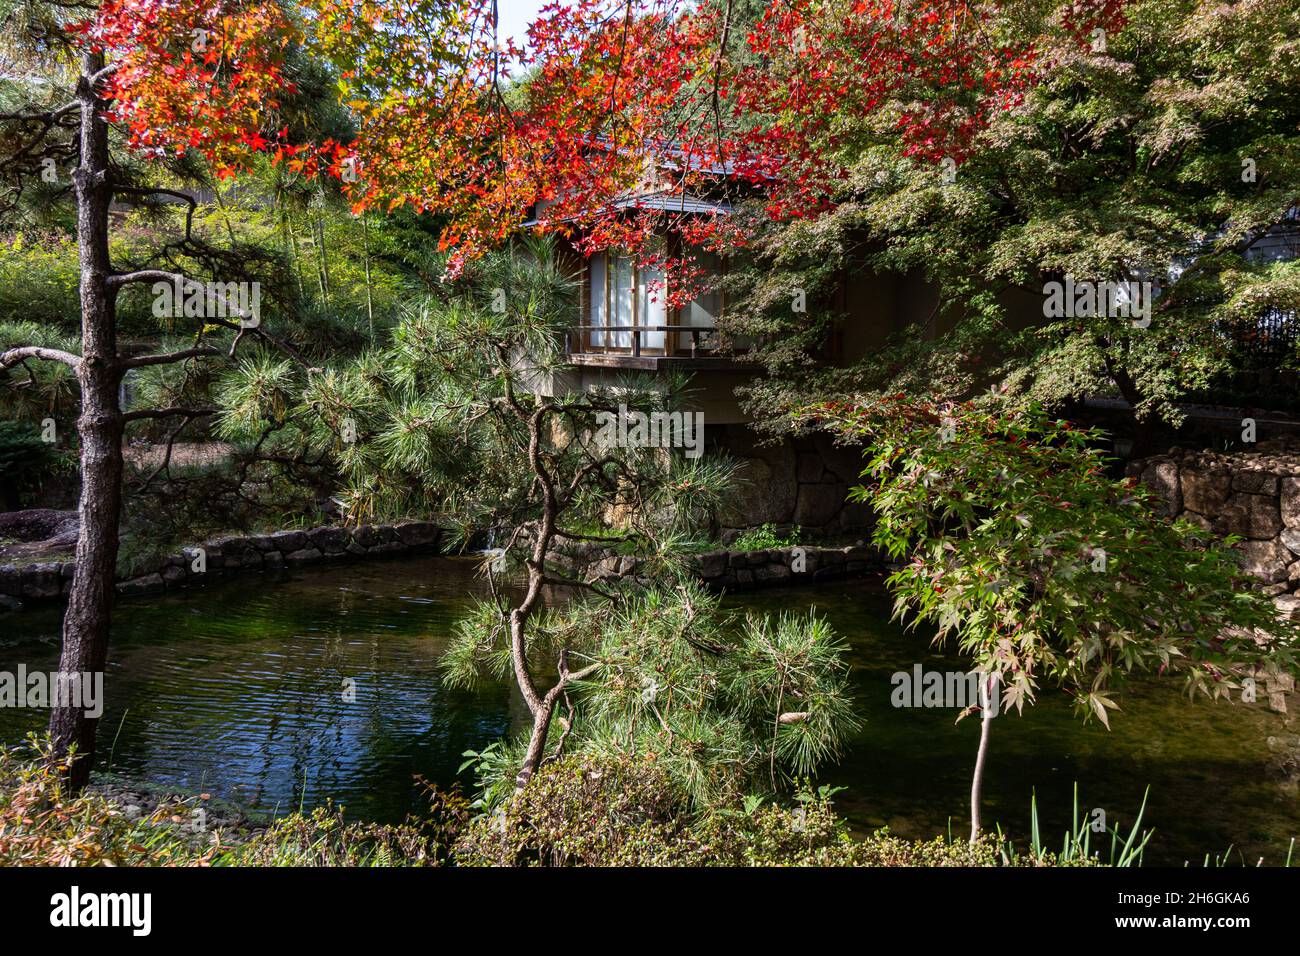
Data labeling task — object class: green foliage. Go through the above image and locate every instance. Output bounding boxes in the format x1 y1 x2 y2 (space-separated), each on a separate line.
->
0 319 79 423
0 416 66 507
457 741 515 812
0 235 83 333
0 737 208 866
0 736 466 867
1006 784 1153 868
216 238 739 538
5 739 1253 868
732 522 802 551
453 753 1086 867
826 398 1298 724
227 797 467 867
728 0 1300 429
446 583 860 806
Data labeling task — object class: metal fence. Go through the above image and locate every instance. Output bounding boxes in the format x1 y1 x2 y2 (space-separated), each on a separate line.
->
1225 307 1298 368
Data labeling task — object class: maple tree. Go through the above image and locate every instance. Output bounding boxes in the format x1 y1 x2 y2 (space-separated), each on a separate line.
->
75 1 1120 303
817 395 1297 839
728 0 1300 451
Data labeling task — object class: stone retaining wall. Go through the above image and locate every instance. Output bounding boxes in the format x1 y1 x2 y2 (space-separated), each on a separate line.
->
13 444 1298 612
1126 446 1300 618
712 425 873 534
692 544 886 590
551 540 887 591
0 520 443 610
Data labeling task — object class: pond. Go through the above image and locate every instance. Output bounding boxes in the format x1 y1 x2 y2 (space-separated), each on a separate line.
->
1 555 1296 865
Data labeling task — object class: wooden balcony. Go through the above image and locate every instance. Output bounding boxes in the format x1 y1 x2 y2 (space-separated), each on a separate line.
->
564 324 756 370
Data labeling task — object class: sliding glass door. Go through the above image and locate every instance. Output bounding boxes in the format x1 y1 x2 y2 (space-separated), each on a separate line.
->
587 252 666 354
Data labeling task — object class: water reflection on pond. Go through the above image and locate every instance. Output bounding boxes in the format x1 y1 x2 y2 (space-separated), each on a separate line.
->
0 556 1295 864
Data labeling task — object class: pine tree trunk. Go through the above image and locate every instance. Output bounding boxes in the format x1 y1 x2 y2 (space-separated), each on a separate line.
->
515 700 556 789
48 54 123 791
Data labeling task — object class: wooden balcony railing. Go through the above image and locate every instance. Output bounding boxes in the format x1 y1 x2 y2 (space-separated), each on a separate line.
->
566 324 747 359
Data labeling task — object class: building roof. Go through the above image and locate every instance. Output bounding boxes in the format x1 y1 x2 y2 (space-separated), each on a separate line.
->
521 191 731 227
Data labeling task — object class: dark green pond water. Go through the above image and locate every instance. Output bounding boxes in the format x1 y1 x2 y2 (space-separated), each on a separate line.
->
1 555 1296 865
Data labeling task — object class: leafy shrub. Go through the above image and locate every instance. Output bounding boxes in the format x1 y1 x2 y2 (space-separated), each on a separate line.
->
0 418 71 509
0 741 1109 868
0 738 466 868
0 235 85 334
227 794 468 867
456 754 691 866
0 738 209 866
732 523 801 551
455 753 1080 867
0 234 157 337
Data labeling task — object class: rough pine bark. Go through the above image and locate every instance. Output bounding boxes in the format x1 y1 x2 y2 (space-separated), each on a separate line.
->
48 54 123 790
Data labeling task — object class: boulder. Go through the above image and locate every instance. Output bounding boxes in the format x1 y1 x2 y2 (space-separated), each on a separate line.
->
0 564 21 596
1139 460 1182 516
393 521 440 547
307 526 351 554
1213 493 1282 540
266 530 309 552
717 452 798 527
20 564 62 600
237 549 264 569
793 481 848 528
1232 469 1280 496
115 573 165 596
753 563 793 582
1283 477 1300 529
796 452 824 483
0 509 78 542
817 548 847 567
1275 594 1300 622
1236 539 1291 583
1182 465 1232 515
695 552 727 579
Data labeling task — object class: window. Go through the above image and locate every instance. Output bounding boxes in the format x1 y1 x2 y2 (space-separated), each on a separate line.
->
582 248 739 355
682 250 721 330
589 253 665 352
